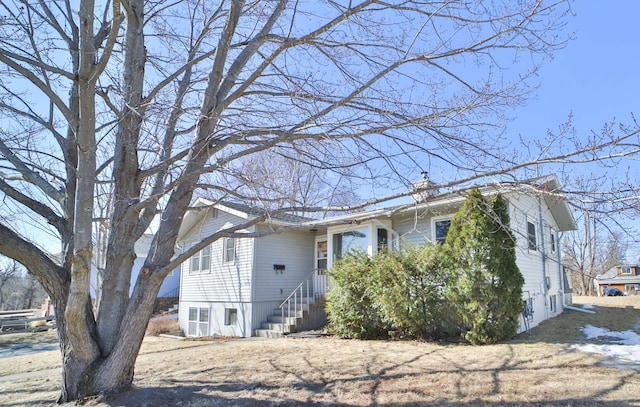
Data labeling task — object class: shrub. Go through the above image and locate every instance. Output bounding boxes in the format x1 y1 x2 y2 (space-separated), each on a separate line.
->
371 245 453 339
326 252 388 339
445 190 524 344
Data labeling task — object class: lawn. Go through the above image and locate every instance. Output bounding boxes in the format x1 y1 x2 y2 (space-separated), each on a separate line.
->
1 295 639 406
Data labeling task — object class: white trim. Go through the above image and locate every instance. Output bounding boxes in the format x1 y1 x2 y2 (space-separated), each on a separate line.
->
223 237 236 264
189 244 211 274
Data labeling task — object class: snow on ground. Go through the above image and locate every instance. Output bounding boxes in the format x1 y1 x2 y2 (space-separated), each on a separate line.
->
571 324 640 364
581 304 595 310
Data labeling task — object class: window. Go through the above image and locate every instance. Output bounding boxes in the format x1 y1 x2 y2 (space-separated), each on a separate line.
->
621 266 632 275
527 220 537 251
549 295 557 313
225 308 238 326
377 228 389 251
550 229 556 253
434 219 451 244
224 237 236 263
188 307 209 336
316 240 328 271
332 228 368 261
190 244 211 273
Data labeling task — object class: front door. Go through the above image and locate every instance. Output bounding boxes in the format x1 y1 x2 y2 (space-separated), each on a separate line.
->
314 238 328 296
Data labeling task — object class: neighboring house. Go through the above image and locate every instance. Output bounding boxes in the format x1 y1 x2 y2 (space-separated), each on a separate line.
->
90 234 181 300
178 174 576 338
595 265 640 295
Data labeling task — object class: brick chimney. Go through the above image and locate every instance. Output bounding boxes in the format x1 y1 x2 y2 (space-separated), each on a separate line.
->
412 171 439 203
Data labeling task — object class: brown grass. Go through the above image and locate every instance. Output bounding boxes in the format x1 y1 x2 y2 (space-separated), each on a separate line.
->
1 295 639 407
145 315 180 336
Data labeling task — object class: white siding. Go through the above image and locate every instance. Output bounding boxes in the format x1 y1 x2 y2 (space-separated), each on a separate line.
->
179 301 252 337
506 192 565 329
252 226 315 302
393 212 431 248
180 210 254 303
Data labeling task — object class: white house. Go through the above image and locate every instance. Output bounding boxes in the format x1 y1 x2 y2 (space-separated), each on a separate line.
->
177 175 576 338
90 234 181 301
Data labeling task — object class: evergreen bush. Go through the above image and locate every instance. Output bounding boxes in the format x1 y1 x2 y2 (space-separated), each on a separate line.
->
445 189 524 344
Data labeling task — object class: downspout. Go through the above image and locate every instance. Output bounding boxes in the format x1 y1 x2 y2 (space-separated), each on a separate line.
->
538 197 549 320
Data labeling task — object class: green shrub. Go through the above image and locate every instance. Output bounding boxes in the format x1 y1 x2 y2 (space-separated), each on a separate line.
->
326 252 388 339
445 190 524 344
371 245 453 339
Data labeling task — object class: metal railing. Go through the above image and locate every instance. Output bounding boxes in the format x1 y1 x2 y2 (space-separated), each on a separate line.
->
278 271 314 334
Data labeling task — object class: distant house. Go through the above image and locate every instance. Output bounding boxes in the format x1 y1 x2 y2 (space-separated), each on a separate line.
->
177 174 576 338
595 265 640 295
90 234 181 300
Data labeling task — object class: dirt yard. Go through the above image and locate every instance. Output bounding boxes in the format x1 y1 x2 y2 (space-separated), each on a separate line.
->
1 295 639 406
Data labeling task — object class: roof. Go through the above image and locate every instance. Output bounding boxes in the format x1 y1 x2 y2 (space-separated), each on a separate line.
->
177 198 312 240
302 174 577 232
596 265 640 284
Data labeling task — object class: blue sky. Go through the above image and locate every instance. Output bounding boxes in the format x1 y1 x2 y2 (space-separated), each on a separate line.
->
508 1 639 145
506 1 640 260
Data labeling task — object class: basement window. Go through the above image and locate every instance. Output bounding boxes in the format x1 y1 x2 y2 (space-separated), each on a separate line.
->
225 308 238 326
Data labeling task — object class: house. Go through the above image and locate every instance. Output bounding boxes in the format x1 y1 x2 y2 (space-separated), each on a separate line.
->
595 265 640 295
90 234 181 307
177 174 576 338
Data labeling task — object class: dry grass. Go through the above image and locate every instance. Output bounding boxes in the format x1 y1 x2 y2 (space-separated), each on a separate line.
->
145 315 180 336
0 296 639 406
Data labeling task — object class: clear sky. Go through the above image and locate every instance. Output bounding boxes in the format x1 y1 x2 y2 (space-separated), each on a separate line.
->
505 1 640 260
508 1 639 146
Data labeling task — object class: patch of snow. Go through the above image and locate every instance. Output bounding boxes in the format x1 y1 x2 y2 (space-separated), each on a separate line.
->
581 304 595 310
571 324 640 365
572 344 640 364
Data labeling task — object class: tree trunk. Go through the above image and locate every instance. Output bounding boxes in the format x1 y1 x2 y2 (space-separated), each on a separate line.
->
55 269 161 402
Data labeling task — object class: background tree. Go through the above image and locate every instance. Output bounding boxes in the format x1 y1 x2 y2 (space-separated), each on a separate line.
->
0 0 638 401
0 257 47 310
563 211 628 295
445 190 524 344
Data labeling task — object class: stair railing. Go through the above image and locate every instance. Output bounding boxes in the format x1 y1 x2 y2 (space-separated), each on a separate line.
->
279 271 315 334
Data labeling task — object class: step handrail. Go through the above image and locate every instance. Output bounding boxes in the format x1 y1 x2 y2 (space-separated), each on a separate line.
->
278 271 315 334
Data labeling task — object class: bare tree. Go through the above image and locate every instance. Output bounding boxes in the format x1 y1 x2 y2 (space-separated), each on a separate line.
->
0 258 19 309
0 257 47 310
564 211 629 295
0 0 639 401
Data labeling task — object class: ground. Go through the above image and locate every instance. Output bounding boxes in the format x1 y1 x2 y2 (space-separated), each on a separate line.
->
1 296 639 406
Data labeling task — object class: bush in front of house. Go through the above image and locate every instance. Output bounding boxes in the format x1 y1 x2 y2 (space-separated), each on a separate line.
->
370 245 453 339
326 190 524 344
326 244 452 340
325 252 388 339
445 190 524 344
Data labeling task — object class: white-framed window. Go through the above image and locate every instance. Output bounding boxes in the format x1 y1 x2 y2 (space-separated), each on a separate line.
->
432 217 452 245
225 308 238 326
224 237 236 264
549 295 557 313
328 221 398 267
190 244 211 273
621 266 632 275
527 219 537 251
188 307 209 336
332 227 369 261
549 229 556 254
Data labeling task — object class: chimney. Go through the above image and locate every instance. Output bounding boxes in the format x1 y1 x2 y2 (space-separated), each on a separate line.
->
413 172 439 203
